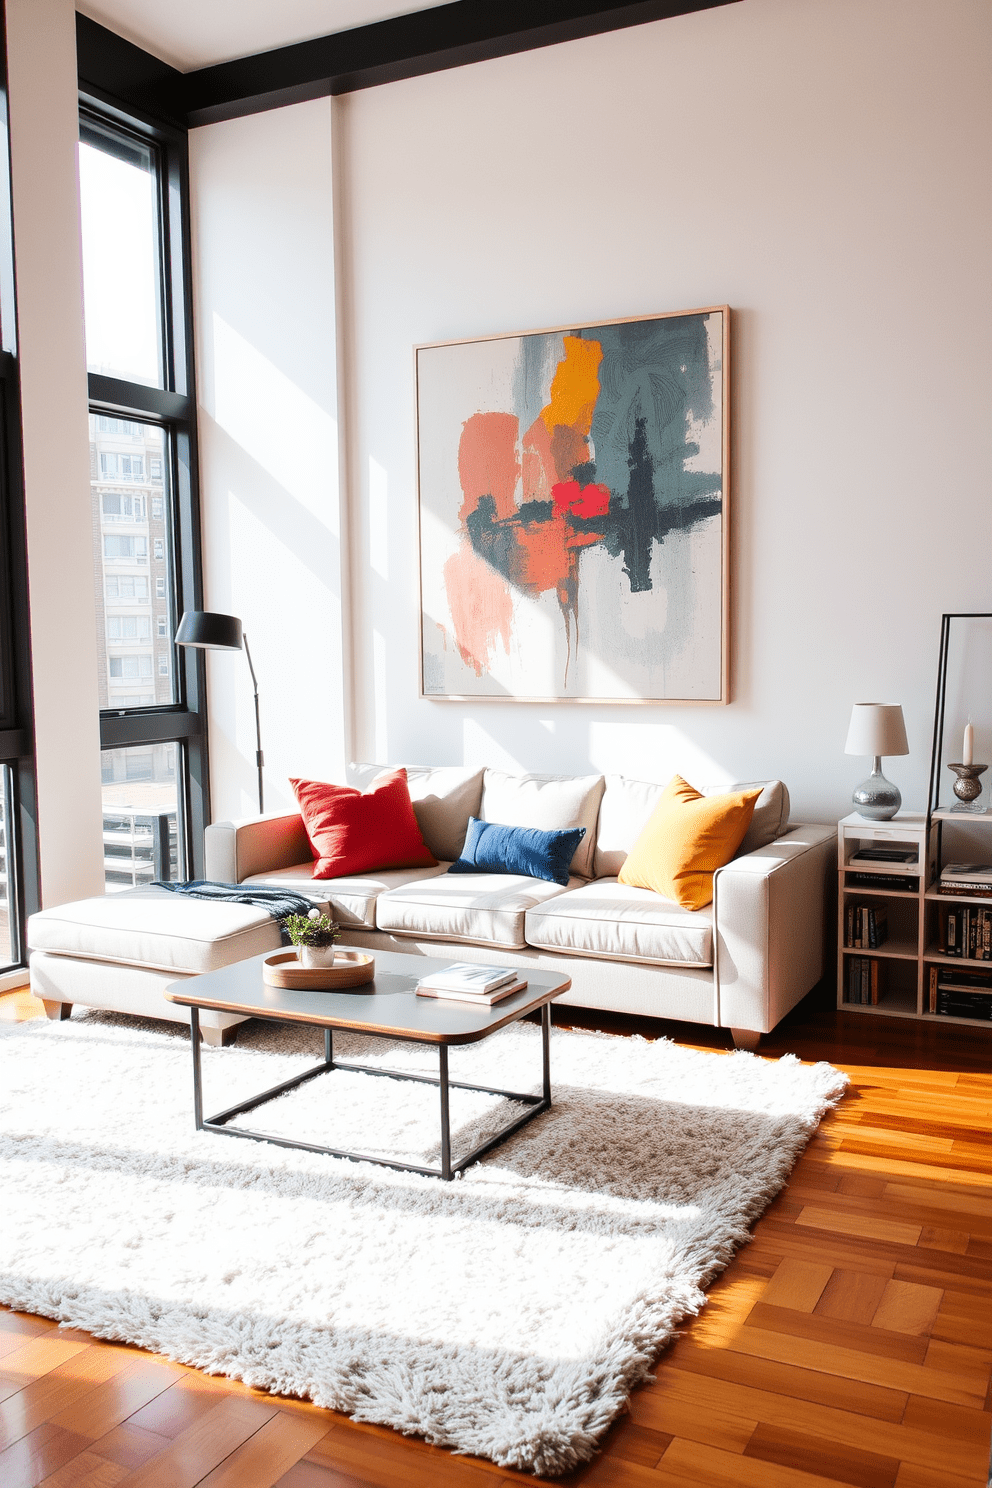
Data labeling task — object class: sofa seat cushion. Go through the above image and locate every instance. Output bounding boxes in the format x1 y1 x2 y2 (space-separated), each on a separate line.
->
375 871 574 948
524 879 713 967
242 862 450 929
27 887 284 976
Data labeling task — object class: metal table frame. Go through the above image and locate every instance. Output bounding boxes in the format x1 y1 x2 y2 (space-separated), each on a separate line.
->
188 1001 552 1181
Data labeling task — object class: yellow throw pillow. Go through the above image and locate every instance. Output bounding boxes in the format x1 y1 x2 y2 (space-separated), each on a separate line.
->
618 776 763 910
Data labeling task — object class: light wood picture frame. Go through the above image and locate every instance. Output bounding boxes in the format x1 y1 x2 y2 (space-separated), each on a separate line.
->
416 306 730 705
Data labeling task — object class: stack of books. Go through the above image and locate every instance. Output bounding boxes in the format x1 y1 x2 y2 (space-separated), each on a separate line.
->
845 903 888 949
415 963 528 1004
929 966 992 1019
845 957 885 1005
939 904 992 959
846 871 919 893
937 863 992 897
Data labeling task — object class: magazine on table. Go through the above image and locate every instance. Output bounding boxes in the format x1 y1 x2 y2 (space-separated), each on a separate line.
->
416 963 528 1004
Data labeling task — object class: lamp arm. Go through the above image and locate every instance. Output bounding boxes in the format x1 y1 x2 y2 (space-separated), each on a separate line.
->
242 632 264 814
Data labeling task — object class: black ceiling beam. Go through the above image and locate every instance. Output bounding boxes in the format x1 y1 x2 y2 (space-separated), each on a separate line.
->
76 15 186 130
77 3 740 130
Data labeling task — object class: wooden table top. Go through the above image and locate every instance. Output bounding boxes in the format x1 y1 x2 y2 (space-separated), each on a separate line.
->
165 947 570 1045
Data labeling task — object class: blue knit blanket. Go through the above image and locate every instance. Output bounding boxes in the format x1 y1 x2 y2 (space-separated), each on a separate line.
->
153 880 320 945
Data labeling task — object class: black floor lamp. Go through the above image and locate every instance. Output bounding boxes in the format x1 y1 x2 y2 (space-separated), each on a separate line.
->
175 610 265 813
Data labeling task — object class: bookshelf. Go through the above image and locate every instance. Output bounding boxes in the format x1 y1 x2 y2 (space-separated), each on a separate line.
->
837 815 992 1029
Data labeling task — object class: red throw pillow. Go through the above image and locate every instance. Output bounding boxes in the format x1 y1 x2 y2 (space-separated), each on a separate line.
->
290 769 438 880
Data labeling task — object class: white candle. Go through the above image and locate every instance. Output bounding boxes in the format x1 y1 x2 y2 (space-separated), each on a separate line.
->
963 720 974 767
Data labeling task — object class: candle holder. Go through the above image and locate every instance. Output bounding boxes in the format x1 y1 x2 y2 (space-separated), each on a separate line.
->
947 762 988 812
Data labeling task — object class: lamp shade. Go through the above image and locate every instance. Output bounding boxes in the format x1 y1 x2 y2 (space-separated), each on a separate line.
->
845 703 909 758
174 611 243 651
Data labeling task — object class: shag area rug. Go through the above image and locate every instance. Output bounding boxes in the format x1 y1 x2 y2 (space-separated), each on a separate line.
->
0 1012 846 1475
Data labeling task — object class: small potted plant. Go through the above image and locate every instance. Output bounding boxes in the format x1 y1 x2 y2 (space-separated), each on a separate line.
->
284 908 342 969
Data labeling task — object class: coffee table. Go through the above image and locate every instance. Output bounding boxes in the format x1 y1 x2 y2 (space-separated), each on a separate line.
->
165 948 570 1181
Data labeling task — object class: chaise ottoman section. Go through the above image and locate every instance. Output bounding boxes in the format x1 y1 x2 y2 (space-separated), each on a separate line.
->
27 886 289 1044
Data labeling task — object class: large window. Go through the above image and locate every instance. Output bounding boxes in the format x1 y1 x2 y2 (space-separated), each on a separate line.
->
79 103 208 892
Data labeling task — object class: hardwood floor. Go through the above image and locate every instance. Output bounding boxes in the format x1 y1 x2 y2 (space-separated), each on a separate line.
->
1 983 990 1488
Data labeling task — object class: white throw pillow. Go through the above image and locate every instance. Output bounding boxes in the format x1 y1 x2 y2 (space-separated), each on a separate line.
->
481 770 605 880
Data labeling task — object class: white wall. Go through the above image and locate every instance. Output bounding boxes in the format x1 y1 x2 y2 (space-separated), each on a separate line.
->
193 0 992 825
5 0 104 904
190 100 349 823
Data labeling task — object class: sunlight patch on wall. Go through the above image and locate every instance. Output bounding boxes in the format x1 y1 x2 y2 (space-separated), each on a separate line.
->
212 314 338 523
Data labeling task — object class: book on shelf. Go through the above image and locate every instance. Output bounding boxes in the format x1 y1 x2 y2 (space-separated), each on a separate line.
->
416 976 527 1005
938 863 992 896
844 955 884 1006
845 903 888 950
846 871 919 893
939 905 992 960
851 847 918 865
935 993 992 1021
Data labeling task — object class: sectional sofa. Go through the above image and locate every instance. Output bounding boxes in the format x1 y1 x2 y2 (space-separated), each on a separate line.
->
28 764 832 1049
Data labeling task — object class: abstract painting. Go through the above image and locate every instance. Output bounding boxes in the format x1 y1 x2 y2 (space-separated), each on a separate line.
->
416 307 729 703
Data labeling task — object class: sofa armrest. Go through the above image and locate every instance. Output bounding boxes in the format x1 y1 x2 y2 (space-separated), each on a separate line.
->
204 811 312 883
712 824 835 1034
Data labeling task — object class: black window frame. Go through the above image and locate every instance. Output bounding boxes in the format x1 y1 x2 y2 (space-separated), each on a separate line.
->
80 89 209 878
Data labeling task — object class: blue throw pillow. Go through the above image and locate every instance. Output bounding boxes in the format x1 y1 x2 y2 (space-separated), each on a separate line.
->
448 817 585 887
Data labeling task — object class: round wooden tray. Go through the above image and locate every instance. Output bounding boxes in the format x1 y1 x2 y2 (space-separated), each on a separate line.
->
262 949 375 991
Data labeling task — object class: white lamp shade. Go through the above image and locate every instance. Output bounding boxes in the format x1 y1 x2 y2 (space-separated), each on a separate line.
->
845 703 909 758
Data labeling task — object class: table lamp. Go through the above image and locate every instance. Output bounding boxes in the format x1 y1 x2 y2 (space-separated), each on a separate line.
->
175 611 265 813
845 703 909 820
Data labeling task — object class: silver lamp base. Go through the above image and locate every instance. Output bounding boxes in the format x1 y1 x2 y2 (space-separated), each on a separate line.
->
852 758 901 821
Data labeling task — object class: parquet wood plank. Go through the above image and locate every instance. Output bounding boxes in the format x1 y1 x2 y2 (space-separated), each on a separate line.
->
88 1422 172 1470
923 1337 992 1386
0 1310 58 1339
918 1225 969 1254
828 1148 992 1187
794 1207 923 1247
742 1421 900 1488
195 1409 331 1488
723 1322 986 1405
113 1395 277 1487
761 1260 833 1312
595 1422 672 1467
838 1135 990 1178
661 1337 908 1421
901 1392 992 1447
600 1392 755 1454
274 1458 371 1488
0 1422 93 1488
929 1305 992 1348
49 1361 182 1439
37 1451 128 1488
0 1334 93 1404
746 1302 928 1364
124 1377 237 1440
815 1270 891 1325
871 1281 943 1337
893 1464 989 1488
638 1366 989 1479
306 1423 498 1487
883 1181 992 1212
659 1435 870 1488
892 1261 992 1298
0 1343 138 1451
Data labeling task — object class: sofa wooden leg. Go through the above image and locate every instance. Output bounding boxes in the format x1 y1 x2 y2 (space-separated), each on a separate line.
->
730 1028 761 1052
41 1000 72 1022
201 1025 238 1048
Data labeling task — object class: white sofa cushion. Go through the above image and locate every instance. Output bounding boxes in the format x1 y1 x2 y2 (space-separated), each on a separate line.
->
593 776 790 878
481 770 604 879
524 880 712 967
348 763 484 861
375 871 573 948
27 887 283 976
241 862 450 929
